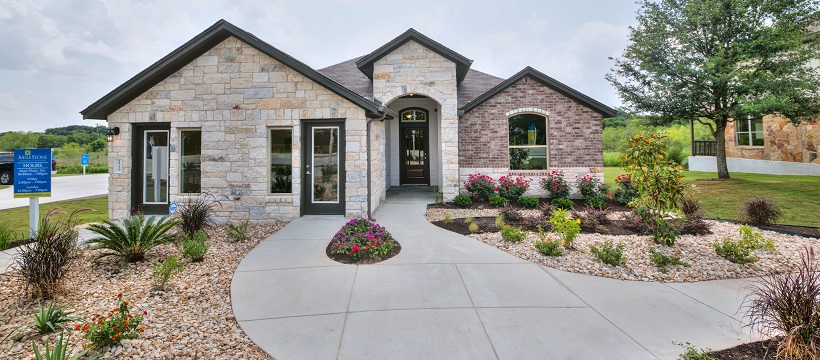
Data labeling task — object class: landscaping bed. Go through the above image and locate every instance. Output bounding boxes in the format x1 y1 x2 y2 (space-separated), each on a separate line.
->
0 223 283 359
707 338 779 360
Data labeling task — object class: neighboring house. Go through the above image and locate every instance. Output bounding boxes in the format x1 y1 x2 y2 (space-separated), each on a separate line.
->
82 20 615 222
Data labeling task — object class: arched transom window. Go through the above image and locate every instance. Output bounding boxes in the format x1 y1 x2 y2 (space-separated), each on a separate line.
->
508 113 548 170
401 109 427 122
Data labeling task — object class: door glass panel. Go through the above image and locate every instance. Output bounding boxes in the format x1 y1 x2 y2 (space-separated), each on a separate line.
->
312 127 339 203
404 129 426 166
144 130 169 204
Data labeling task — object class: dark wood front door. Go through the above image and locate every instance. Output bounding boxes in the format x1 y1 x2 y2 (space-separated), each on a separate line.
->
301 120 345 215
400 126 429 184
132 124 171 215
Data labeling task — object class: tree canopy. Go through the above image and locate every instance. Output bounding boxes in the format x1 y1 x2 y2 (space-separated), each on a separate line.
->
608 0 820 178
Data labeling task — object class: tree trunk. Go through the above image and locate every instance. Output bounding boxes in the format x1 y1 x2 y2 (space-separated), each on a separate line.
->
714 121 730 179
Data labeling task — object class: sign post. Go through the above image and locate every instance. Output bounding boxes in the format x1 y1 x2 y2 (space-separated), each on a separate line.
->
14 149 52 238
81 154 89 175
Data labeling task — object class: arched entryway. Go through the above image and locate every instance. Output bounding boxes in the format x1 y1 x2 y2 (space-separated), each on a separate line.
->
384 94 441 188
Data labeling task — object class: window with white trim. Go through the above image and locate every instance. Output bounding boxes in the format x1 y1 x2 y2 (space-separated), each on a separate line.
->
508 113 548 170
736 117 764 146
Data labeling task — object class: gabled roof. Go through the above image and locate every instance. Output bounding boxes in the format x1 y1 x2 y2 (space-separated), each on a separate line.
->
81 19 384 120
355 28 473 83
460 66 617 117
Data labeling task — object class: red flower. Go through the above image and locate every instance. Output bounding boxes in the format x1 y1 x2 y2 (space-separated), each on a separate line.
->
117 293 123 298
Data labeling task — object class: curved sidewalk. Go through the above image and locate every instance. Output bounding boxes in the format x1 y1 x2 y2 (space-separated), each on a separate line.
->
231 194 758 360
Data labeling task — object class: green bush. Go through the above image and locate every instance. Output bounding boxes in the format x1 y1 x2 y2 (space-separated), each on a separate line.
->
649 248 690 273
517 196 539 208
152 255 185 291
87 214 180 263
80 294 145 350
534 225 563 256
585 197 607 210
550 198 573 210
500 224 526 242
180 230 210 262
737 225 775 251
603 152 624 167
0 223 16 251
548 209 581 249
225 220 249 242
453 194 473 207
713 238 757 264
539 171 570 200
31 300 83 334
488 194 508 207
589 240 626 267
56 163 108 174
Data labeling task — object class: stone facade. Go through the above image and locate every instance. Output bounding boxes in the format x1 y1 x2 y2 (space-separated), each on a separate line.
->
371 40 460 200
107 37 373 221
725 115 820 164
458 76 604 196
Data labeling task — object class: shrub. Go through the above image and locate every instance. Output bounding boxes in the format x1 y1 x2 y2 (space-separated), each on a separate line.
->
443 213 453 223
31 300 83 334
14 209 84 298
651 217 681 246
548 209 581 249
533 225 563 256
464 173 497 201
539 202 557 216
680 196 705 218
500 204 523 222
32 333 88 360
177 192 224 237
329 219 397 260
575 174 609 202
737 225 775 251
494 215 505 229
517 196 539 208
621 132 688 213
550 198 573 210
741 197 782 226
468 222 479 233
539 171 570 200
497 175 531 200
453 194 473 207
589 240 626 267
575 206 609 233
584 197 607 210
80 294 145 350
713 239 757 264
87 214 180 263
0 223 17 251
648 248 690 273
745 247 820 360
679 196 710 235
500 224 526 242
225 220 249 242
613 173 639 206
488 194 508 207
180 230 210 262
152 255 185 291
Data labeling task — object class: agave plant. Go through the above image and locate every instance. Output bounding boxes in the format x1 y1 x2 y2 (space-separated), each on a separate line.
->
86 214 180 262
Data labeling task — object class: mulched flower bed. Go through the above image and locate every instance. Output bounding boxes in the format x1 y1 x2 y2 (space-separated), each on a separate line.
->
325 219 401 264
708 337 780 359
325 242 401 264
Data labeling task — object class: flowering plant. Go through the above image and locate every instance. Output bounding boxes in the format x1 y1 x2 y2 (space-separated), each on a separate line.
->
548 209 581 249
464 173 497 201
539 171 570 200
533 225 563 256
79 294 145 351
575 174 608 201
497 175 531 200
330 219 397 260
613 173 639 205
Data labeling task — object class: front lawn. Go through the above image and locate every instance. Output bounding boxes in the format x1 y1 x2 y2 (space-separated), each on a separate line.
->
603 167 820 227
0 195 108 238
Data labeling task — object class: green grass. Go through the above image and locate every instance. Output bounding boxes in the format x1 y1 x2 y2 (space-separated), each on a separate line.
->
0 185 8 191
0 195 108 239
604 167 820 227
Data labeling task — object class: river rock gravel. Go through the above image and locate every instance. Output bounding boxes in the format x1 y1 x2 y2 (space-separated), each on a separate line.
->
0 223 283 359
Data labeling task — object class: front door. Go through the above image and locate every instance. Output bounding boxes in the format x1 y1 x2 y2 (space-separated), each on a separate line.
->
302 120 345 215
400 126 429 185
132 124 170 214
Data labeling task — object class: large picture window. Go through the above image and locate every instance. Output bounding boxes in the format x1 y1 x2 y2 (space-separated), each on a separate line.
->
270 128 293 194
736 117 764 146
508 114 548 170
180 130 201 193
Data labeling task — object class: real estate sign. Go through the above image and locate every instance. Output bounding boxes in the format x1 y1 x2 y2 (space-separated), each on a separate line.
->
14 148 52 198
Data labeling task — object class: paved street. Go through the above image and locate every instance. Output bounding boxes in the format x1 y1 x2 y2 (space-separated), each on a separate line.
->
0 173 109 210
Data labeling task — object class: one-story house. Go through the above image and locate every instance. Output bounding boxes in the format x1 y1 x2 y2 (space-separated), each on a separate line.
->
81 20 615 222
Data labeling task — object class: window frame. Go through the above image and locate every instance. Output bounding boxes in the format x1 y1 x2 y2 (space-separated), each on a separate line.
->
736 117 764 147
268 127 294 195
178 128 202 194
400 108 428 123
507 113 549 171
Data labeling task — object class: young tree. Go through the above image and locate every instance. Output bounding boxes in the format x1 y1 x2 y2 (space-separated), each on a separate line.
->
608 0 820 178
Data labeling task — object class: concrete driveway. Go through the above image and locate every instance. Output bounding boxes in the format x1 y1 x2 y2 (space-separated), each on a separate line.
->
231 191 758 360
0 173 109 210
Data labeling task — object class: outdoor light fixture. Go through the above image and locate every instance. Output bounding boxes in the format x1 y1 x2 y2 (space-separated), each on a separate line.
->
106 127 120 142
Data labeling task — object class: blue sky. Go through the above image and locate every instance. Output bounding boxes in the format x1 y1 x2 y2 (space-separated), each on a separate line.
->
0 0 640 132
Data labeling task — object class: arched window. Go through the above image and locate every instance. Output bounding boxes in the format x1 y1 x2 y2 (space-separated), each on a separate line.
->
400 109 427 122
508 113 548 170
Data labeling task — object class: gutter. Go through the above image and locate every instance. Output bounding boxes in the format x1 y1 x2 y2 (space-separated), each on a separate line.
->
366 106 395 221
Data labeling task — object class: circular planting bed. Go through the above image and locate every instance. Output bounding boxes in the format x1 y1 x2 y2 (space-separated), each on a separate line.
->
326 218 401 264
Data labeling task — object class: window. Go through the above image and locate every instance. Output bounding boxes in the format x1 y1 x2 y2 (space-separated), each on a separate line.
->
270 128 293 193
508 114 548 170
180 130 201 193
736 117 764 146
401 109 427 122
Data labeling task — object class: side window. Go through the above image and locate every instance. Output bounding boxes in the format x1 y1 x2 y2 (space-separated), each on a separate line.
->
270 128 293 194
736 118 764 146
180 130 201 193
508 114 548 170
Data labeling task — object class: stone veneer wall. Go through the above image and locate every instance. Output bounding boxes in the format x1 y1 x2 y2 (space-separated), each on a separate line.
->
370 40 459 200
726 115 820 164
458 76 604 197
107 37 371 222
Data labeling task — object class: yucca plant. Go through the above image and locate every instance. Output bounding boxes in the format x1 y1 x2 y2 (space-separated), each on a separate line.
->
31 300 83 334
86 214 179 262
745 247 820 360
14 208 85 298
32 332 89 360
177 192 224 238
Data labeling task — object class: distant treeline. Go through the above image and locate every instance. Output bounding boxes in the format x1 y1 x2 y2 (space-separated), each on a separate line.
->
0 125 108 153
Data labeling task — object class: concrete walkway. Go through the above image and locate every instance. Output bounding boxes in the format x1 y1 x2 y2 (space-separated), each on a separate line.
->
231 191 758 360
0 173 109 210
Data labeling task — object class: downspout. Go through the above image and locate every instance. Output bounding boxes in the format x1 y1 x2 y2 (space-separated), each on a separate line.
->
366 106 389 221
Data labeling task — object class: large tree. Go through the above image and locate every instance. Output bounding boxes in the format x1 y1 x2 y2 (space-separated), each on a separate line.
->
608 0 820 178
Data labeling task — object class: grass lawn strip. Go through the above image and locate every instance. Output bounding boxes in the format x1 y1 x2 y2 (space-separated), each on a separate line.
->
0 223 283 359
0 196 108 239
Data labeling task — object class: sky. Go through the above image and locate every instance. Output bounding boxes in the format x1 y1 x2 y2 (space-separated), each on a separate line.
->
0 0 641 133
